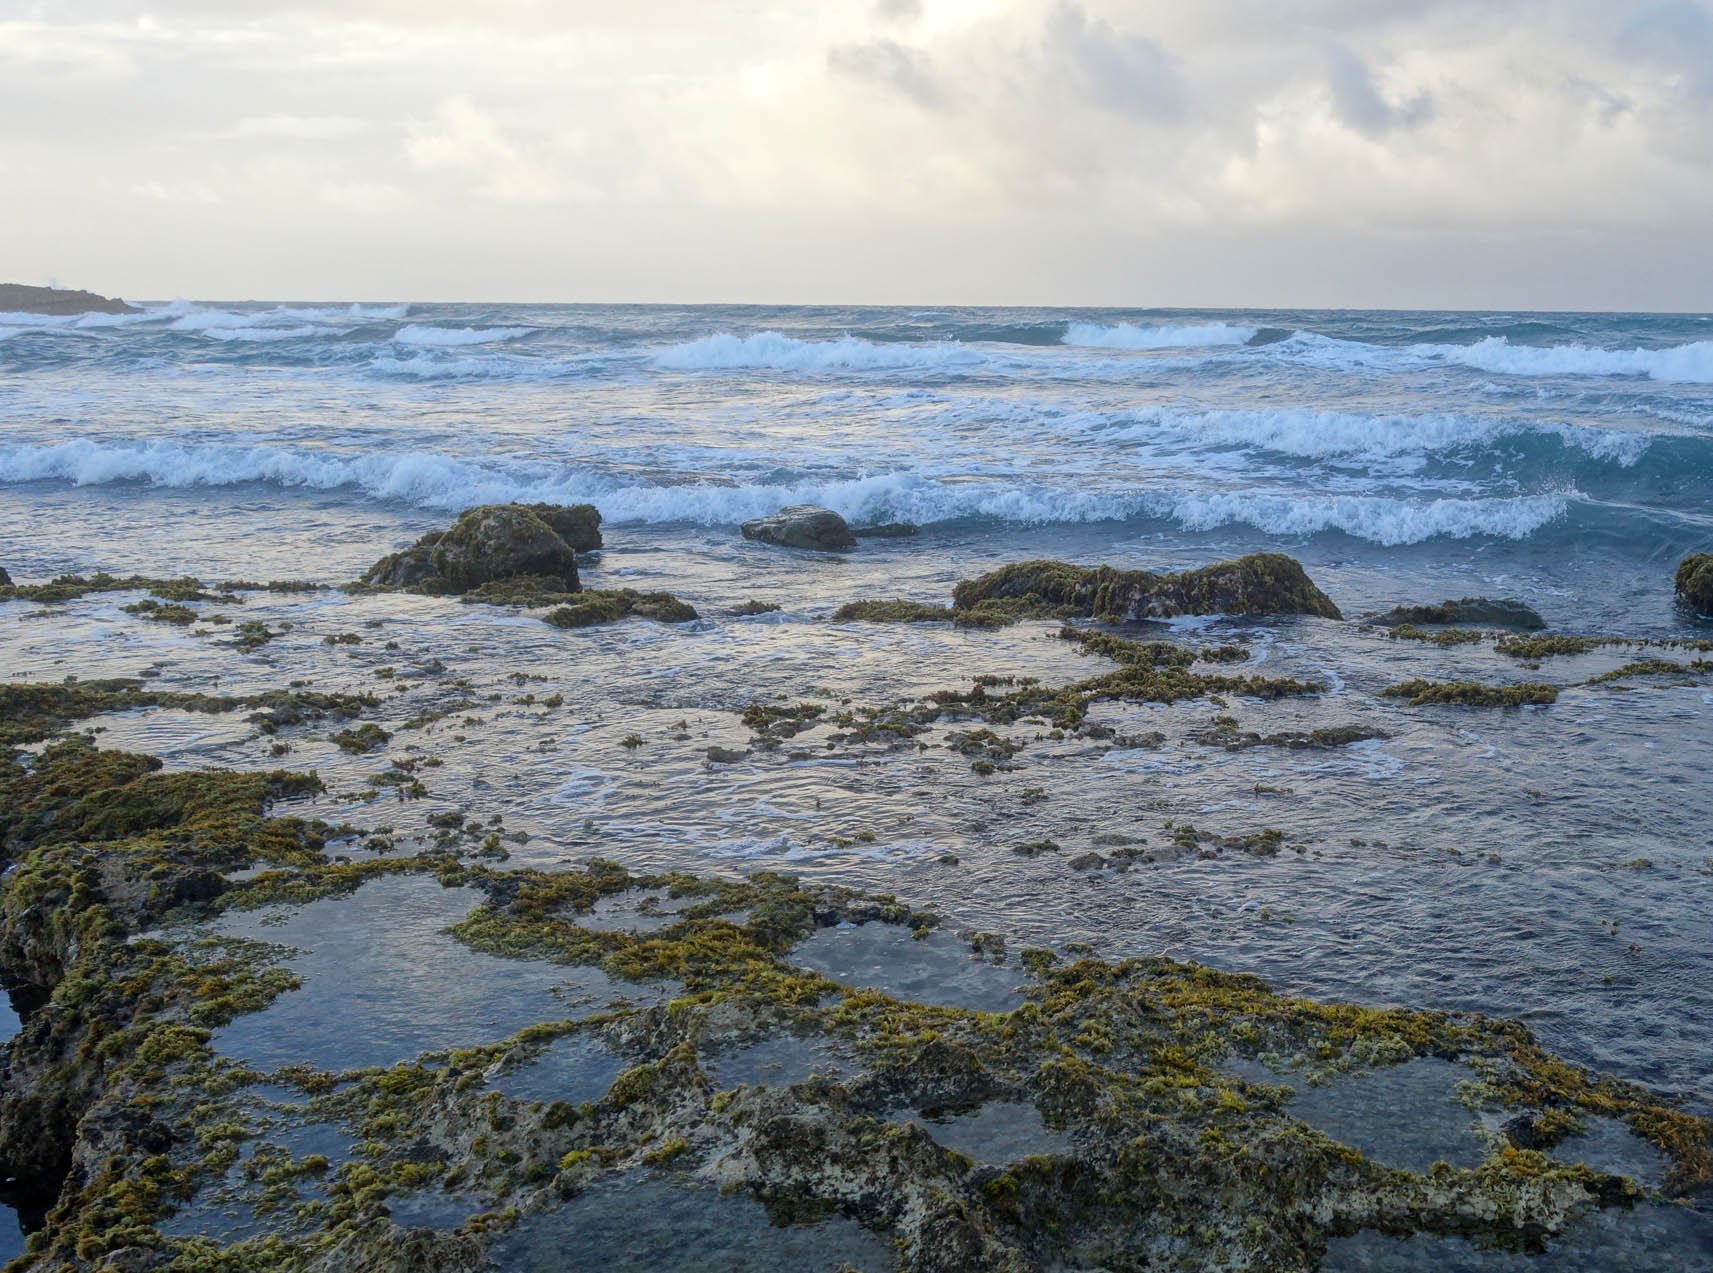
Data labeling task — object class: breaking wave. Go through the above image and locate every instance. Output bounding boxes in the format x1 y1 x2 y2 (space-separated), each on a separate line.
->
655 332 988 373
1062 321 1257 350
0 439 1576 545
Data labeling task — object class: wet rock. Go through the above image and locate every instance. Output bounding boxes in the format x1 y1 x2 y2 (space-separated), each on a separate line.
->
431 504 580 593
951 552 1342 622
1370 597 1546 629
524 502 603 553
359 504 585 594
0 564 11 588
852 522 919 539
741 505 858 553
1676 552 1713 617
706 745 751 764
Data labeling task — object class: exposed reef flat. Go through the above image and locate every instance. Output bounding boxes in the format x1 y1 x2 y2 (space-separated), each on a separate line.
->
2 528 1712 1271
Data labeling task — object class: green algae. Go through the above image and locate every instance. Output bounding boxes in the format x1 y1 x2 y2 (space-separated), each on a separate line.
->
541 589 698 628
831 599 956 624
1584 659 1712 685
0 681 378 749
1378 624 1486 647
1675 552 1713 616
1192 717 1388 751
122 600 201 626
330 724 391 755
1380 679 1560 707
1370 598 1546 630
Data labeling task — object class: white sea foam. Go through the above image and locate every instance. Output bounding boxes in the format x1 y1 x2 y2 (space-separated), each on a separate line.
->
1062 321 1257 350
654 331 987 373
1105 406 1651 467
0 438 1575 545
1429 337 1713 383
392 324 534 347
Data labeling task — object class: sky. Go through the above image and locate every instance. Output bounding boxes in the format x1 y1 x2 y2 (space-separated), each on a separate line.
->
2 0 1712 309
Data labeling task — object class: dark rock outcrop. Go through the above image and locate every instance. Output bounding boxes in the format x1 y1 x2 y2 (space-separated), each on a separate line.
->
524 502 602 553
0 284 137 316
360 504 586 594
1676 553 1713 617
853 522 918 539
950 552 1342 622
1370 598 1545 630
0 564 11 588
740 506 857 553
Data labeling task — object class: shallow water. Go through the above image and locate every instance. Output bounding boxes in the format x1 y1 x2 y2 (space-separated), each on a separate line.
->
206 875 652 1072
486 1032 633 1107
702 1033 851 1089
488 1173 896 1271
790 923 1028 1013
1321 1202 1713 1272
6 304 1713 1269
896 1101 1073 1165
1231 1057 1485 1173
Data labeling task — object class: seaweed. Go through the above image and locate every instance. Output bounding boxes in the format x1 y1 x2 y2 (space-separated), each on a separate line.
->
1380 679 1559 707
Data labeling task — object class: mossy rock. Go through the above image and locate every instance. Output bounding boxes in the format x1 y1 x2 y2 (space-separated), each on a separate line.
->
951 552 1342 622
543 589 697 629
524 502 602 553
359 503 596 594
1381 679 1559 707
1675 553 1713 617
431 505 580 593
1371 597 1545 630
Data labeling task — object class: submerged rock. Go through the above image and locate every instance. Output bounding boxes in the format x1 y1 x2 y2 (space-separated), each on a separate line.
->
950 552 1343 622
740 506 858 553
1371 597 1546 630
359 504 588 594
1676 553 1713 617
852 522 919 539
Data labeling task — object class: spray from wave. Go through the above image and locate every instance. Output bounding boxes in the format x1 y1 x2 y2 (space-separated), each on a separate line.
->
1062 321 1257 350
392 325 534 347
655 331 988 373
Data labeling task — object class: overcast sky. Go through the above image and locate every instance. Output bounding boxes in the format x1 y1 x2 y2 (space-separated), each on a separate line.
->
3 0 1712 308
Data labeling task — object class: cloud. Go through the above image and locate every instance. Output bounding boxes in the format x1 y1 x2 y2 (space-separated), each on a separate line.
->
1323 40 1433 136
828 38 942 109
2 0 1711 306
1042 3 1184 121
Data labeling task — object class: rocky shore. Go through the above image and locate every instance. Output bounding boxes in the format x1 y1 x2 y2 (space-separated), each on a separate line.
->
1 519 1710 1272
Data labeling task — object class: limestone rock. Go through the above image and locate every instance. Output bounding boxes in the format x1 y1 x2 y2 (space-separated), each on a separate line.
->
740 505 857 553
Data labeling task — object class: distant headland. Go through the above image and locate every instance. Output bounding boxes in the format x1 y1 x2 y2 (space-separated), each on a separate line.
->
0 283 138 315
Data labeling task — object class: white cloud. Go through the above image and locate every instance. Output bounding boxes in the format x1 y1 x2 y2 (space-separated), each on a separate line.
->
1 0 1710 306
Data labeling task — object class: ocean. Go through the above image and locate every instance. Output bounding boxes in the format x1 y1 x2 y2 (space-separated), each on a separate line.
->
2 302 1712 1264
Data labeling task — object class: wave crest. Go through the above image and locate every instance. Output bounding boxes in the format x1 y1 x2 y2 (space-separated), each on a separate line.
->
0 439 1573 545
1062 321 1257 350
655 331 986 373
